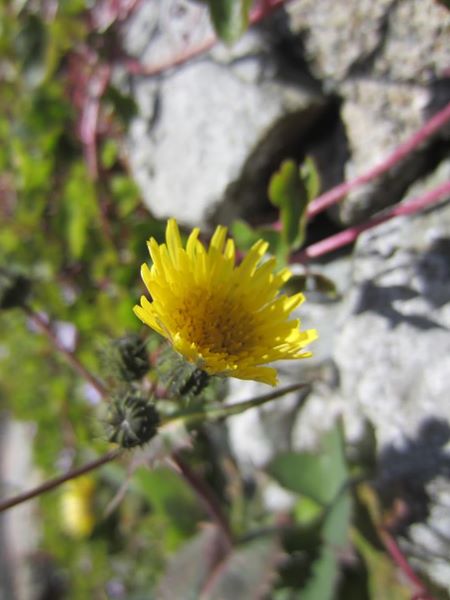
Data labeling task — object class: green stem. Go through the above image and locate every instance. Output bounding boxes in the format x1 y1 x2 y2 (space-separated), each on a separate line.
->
162 382 310 427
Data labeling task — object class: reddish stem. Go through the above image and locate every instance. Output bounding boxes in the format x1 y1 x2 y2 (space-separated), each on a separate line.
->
171 451 233 548
79 64 111 179
379 528 435 600
0 448 121 513
293 180 450 262
23 306 108 398
306 102 450 219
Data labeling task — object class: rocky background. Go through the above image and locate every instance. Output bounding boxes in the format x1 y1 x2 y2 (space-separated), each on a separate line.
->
122 0 450 589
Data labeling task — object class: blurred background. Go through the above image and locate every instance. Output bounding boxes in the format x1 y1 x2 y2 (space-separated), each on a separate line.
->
1 1 450 598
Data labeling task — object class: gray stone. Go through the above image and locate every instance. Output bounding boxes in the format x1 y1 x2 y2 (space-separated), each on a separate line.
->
286 0 450 85
372 0 450 84
122 0 213 68
123 1 330 229
334 197 450 446
331 179 450 589
0 419 40 600
127 58 322 229
286 0 394 83
286 0 450 225
337 79 433 224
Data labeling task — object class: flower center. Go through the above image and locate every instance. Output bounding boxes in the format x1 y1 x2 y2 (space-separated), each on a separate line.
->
173 289 255 357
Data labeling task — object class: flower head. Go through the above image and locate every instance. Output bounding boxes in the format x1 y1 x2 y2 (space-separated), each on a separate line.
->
134 219 317 386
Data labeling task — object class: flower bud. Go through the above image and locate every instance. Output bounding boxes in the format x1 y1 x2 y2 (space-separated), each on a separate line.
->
103 334 150 382
105 393 159 449
157 347 210 399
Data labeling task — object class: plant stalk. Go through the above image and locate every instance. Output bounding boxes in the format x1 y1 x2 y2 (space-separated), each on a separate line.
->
23 305 108 398
294 180 450 261
0 449 121 513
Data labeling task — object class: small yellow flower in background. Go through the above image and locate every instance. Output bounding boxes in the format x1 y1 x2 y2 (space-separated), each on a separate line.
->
60 476 95 539
134 219 317 386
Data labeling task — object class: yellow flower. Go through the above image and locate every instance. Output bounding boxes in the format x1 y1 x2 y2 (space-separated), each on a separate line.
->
134 219 317 386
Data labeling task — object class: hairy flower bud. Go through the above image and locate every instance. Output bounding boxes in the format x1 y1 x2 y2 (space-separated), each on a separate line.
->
157 346 210 399
112 334 150 381
105 393 159 449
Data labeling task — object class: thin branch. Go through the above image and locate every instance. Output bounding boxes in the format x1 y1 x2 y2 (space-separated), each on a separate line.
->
79 64 111 179
23 305 108 398
379 528 435 600
0 448 122 513
293 180 450 262
170 451 233 548
163 382 310 427
306 102 450 219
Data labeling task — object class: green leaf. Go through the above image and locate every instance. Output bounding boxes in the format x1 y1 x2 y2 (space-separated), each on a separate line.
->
132 466 203 550
100 139 119 169
110 175 140 217
352 530 410 600
283 425 353 600
268 160 305 252
156 526 228 600
294 496 323 525
201 536 281 600
230 219 261 250
300 547 338 600
301 491 352 600
104 85 138 124
269 160 303 248
322 488 352 546
231 220 287 266
205 0 252 43
268 157 320 254
300 156 320 206
63 162 98 259
266 423 348 505
282 273 339 301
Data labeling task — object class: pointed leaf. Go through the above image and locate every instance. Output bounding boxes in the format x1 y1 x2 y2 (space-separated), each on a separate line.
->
156 525 229 600
267 424 348 505
231 220 285 260
133 466 203 544
269 160 304 249
282 273 339 300
300 547 338 600
63 162 98 259
201 536 281 600
205 0 252 43
352 530 410 600
301 491 352 600
231 219 261 251
300 157 321 206
269 158 318 252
